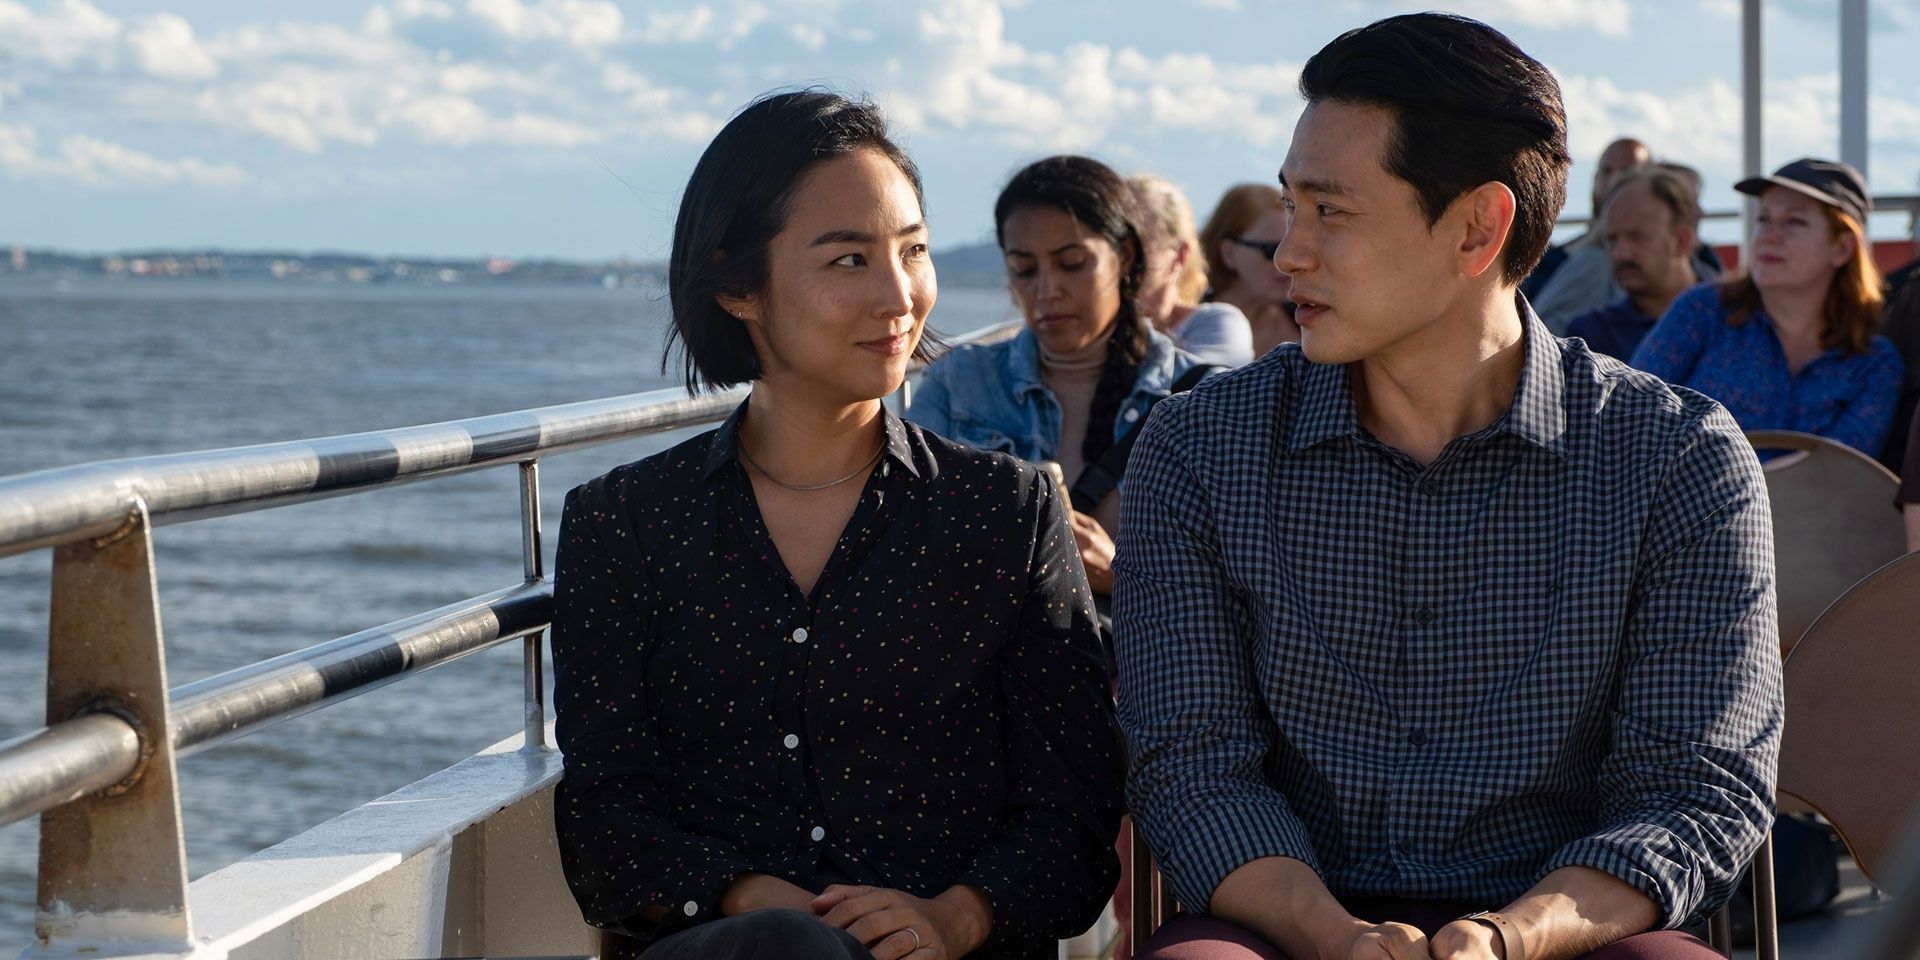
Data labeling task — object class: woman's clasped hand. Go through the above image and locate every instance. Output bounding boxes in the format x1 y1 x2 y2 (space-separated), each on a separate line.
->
717 871 990 959
811 884 994 960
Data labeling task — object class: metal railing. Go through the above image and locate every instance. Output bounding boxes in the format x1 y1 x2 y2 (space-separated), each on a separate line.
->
1553 190 1920 230
0 319 1020 954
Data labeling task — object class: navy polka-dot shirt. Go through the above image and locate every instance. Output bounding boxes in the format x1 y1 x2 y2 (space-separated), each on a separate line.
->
551 402 1124 957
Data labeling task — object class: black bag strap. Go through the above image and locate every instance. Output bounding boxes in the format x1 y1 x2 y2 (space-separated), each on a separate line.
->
1069 363 1224 513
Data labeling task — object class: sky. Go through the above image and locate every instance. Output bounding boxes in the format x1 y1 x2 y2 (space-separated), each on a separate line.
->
2 0 1919 261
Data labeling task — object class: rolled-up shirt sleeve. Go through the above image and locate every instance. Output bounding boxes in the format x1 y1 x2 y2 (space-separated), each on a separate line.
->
1540 403 1782 927
550 477 753 942
1113 394 1323 913
957 471 1126 940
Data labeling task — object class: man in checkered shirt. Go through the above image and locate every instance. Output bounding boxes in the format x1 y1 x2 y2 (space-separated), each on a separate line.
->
1114 14 1780 960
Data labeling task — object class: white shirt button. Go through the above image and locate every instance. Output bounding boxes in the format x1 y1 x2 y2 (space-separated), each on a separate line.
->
790 627 809 644
810 826 826 842
682 901 698 917
1124 407 1141 422
783 734 800 749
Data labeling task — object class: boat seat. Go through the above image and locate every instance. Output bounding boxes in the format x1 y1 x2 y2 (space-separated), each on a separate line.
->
1746 430 1907 655
1777 548 1920 889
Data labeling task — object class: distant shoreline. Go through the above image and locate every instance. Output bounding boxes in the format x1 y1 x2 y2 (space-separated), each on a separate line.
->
0 242 1012 289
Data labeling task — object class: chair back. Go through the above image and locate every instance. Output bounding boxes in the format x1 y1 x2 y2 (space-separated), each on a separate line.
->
1747 430 1906 654
1777 549 1920 890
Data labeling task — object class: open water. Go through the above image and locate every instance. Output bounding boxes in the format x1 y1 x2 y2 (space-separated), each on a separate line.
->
0 276 1017 938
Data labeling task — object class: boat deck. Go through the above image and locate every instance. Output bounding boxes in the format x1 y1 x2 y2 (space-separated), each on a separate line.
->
1735 857 1886 959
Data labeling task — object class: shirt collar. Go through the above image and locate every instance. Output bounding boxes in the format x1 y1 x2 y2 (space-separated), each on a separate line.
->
1287 353 1358 452
1287 295 1568 459
1005 328 1052 398
1505 299 1569 458
701 398 921 481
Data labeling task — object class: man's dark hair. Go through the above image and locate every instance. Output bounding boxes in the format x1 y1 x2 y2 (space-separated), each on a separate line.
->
665 89 930 392
1297 13 1571 284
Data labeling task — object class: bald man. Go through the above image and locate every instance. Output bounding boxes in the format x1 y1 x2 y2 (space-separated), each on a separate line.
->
1591 139 1653 217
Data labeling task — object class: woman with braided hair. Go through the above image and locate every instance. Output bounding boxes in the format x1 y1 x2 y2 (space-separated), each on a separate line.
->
907 155 1205 602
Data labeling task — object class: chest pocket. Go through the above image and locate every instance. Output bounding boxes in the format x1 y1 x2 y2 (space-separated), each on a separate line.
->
947 415 1028 457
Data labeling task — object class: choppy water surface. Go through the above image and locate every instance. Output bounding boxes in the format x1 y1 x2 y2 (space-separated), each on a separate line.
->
0 276 1014 936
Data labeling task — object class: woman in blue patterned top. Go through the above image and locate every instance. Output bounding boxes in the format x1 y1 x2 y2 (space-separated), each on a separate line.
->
1630 158 1901 458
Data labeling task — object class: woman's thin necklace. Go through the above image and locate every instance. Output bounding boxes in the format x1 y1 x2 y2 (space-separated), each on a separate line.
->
738 438 885 492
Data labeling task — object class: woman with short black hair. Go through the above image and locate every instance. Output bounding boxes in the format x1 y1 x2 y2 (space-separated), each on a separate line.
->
550 91 1124 960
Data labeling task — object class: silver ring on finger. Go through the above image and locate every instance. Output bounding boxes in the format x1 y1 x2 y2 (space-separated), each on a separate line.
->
907 927 923 951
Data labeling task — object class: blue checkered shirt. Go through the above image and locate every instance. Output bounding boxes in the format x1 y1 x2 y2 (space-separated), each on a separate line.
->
1113 305 1781 928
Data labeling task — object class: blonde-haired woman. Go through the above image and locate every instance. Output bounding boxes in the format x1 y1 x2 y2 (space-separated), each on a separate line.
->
1632 158 1902 457
1198 183 1300 357
1128 174 1254 367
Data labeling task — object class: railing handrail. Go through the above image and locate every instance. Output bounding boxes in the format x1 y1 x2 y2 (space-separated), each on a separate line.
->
0 385 744 562
1553 190 1920 230
0 320 1027 562
0 318 1023 840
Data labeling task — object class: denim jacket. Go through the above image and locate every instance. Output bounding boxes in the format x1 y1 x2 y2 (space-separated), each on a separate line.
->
905 326 1202 465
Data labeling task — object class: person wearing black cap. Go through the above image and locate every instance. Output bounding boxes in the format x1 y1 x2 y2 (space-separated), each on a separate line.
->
1630 157 1902 458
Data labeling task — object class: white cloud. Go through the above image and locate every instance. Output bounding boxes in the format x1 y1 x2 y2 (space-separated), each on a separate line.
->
597 63 724 141
0 123 41 172
0 0 120 70
865 0 1306 154
0 0 1311 173
194 71 381 154
634 5 717 44
789 23 827 51
4 0 1908 226
1555 70 1920 214
383 93 601 146
0 122 247 187
126 13 218 80
1345 0 1632 36
1559 73 1745 171
464 0 623 48
1872 94 1920 144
